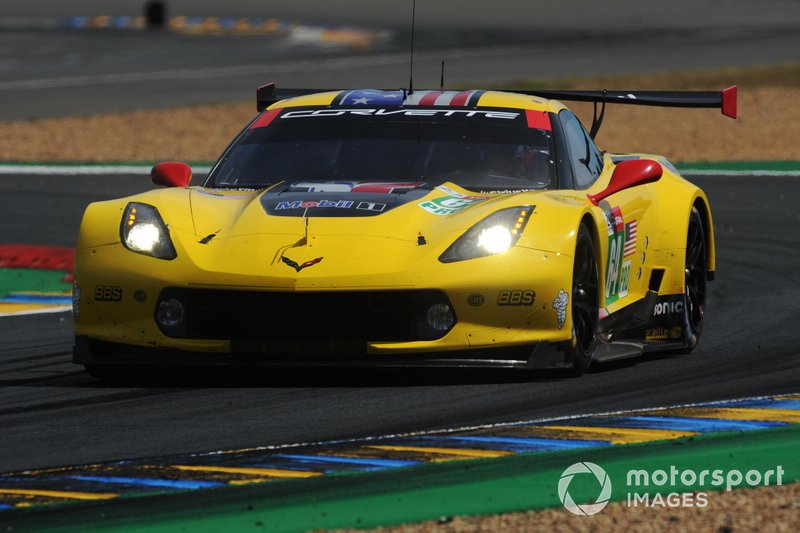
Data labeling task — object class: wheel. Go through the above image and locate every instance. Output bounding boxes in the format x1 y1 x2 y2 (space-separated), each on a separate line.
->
566 224 600 375
680 207 707 353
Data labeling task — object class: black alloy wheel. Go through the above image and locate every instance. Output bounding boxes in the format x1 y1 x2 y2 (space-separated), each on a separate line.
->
681 207 707 352
569 224 599 375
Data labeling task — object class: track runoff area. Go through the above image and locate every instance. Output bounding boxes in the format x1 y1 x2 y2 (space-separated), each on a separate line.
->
0 394 798 530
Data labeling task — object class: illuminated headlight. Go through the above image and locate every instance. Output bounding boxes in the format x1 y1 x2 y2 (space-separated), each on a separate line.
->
120 203 177 260
439 206 532 263
477 225 514 254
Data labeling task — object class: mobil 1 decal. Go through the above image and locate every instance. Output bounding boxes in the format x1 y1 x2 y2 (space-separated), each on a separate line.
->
603 206 638 305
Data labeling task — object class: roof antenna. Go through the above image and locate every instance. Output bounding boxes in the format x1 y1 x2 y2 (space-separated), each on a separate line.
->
440 60 445 91
408 0 416 95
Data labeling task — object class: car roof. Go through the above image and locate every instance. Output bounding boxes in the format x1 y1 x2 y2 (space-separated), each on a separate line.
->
269 89 569 114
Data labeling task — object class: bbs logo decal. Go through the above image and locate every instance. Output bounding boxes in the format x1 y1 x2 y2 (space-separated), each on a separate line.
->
497 290 535 306
95 285 122 301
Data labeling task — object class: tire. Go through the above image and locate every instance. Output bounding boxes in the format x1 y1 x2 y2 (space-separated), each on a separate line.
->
680 207 707 353
566 224 600 375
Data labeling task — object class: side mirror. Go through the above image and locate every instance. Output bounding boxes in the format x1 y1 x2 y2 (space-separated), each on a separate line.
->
587 159 662 206
151 162 192 188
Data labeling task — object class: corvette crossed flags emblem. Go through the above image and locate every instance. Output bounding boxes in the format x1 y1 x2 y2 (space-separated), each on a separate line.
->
281 255 323 272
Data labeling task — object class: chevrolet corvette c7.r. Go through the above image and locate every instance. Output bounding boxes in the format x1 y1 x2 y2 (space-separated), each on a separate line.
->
72 84 737 376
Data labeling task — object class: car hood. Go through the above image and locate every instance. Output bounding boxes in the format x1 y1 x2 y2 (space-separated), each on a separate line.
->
77 182 583 287
187 182 537 243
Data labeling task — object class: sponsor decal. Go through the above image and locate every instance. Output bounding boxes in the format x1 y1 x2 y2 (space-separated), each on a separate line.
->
605 206 624 235
604 206 634 305
653 300 684 317
670 326 683 339
133 290 147 303
467 294 485 306
552 289 569 329
497 290 535 306
275 200 354 210
281 108 519 120
94 285 122 302
418 186 492 216
356 201 387 212
478 189 536 194
280 256 323 272
646 327 669 341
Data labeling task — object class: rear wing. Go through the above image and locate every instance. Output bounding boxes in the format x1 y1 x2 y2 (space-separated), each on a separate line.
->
518 87 737 119
520 87 737 137
256 83 737 137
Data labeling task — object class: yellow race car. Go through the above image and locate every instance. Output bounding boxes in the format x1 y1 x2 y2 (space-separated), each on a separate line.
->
73 84 736 377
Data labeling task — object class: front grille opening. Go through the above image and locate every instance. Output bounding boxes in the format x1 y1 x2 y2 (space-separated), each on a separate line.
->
155 288 454 343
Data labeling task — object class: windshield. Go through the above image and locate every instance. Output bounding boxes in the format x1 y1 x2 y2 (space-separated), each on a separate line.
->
205 107 556 192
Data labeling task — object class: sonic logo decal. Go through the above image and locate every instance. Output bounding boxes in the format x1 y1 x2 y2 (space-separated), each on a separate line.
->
281 256 323 272
654 300 684 316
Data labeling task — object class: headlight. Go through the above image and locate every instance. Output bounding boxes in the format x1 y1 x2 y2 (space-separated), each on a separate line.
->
120 203 177 260
439 206 532 263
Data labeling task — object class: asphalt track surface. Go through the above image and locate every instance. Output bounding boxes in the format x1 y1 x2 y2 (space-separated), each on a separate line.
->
0 173 799 473
2 0 799 119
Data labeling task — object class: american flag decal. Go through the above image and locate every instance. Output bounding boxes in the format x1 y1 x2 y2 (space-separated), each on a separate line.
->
624 220 638 257
334 90 485 107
